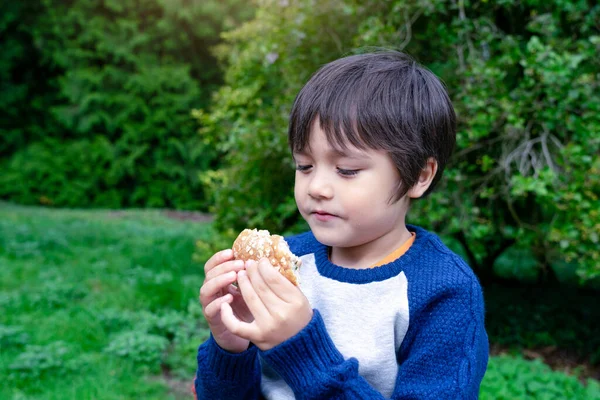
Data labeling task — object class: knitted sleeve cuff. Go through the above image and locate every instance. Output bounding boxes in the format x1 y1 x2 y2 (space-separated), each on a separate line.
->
199 334 259 382
259 310 345 389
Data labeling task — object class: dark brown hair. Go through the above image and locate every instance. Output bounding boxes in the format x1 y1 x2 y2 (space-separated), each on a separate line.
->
288 50 456 199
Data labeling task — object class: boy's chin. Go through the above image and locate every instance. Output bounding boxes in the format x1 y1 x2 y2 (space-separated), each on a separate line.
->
310 228 347 248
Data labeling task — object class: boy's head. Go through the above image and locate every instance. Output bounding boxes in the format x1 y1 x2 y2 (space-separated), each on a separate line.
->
288 51 456 200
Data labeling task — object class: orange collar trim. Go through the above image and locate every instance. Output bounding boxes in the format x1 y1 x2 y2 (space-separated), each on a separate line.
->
369 232 416 268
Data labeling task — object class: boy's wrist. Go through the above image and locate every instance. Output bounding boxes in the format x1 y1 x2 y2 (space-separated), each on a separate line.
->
202 334 259 381
259 310 345 388
212 334 250 354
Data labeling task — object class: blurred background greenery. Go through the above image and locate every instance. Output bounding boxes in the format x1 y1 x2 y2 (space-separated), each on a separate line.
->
1 0 599 398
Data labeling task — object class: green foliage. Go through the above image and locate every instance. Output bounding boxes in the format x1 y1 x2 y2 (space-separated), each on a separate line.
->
9 341 78 381
481 354 600 399
99 307 204 373
493 247 540 283
25 281 87 311
0 325 30 349
199 0 600 282
0 2 59 157
0 0 254 210
105 332 169 368
163 300 211 378
485 285 600 365
97 308 138 334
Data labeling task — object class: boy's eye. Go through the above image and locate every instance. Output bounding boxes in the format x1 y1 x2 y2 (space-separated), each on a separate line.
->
295 164 312 172
337 168 359 177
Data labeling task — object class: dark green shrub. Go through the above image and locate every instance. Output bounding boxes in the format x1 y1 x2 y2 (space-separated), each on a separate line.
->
493 247 541 283
0 0 254 210
485 285 600 365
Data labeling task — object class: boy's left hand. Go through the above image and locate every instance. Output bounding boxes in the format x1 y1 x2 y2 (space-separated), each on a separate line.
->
220 258 313 351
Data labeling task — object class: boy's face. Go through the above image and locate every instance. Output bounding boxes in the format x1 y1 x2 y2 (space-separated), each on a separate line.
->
293 120 412 262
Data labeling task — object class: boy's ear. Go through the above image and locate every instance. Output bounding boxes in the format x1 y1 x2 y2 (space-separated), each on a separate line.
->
407 158 438 199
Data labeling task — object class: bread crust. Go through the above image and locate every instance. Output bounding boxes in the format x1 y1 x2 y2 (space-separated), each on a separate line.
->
232 229 301 286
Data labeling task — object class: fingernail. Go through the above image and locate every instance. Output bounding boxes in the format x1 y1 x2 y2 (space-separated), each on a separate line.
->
238 270 247 278
246 260 256 268
223 249 233 258
234 260 245 268
259 258 270 266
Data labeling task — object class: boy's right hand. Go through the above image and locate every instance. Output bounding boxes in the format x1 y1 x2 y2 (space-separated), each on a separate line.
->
199 249 253 353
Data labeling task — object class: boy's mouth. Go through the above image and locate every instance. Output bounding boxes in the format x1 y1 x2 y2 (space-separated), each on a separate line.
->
313 209 335 216
311 210 338 221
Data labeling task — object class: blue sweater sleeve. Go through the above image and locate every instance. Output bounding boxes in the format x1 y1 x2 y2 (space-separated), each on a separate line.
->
194 335 262 399
260 282 488 399
393 278 488 399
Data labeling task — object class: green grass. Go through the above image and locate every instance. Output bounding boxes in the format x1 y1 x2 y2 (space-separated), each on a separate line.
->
1 201 599 399
0 202 212 399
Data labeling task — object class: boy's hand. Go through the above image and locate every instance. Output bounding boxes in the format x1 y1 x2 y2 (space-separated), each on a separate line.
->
220 258 313 351
199 249 253 353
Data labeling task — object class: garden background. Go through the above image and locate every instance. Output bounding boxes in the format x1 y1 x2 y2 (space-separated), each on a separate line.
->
1 0 599 398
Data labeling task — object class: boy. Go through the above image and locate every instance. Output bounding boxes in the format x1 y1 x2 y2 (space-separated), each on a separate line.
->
195 51 489 399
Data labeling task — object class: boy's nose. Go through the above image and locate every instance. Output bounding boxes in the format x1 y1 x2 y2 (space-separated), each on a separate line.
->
307 172 334 200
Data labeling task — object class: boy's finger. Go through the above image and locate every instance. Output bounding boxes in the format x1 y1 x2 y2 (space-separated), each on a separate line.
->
205 259 245 282
246 259 284 312
237 270 270 321
257 258 296 303
199 271 237 306
221 302 257 341
203 294 233 320
204 249 234 274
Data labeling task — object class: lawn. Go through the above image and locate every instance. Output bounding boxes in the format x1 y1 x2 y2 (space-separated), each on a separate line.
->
1 201 599 399
0 202 211 399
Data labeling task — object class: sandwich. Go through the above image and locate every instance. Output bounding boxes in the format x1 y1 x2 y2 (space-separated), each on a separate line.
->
232 229 301 286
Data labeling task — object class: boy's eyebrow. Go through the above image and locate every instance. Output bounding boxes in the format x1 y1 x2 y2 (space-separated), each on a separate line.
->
292 149 309 157
293 147 371 160
331 147 370 160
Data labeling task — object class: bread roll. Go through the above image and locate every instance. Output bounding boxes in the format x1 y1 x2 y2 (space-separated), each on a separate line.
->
232 229 301 286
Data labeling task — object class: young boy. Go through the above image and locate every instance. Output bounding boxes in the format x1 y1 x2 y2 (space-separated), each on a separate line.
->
195 51 489 399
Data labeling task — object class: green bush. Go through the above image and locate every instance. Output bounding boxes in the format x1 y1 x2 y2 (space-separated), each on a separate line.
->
198 0 600 282
0 0 254 210
481 354 600 400
485 285 600 365
493 247 541 283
